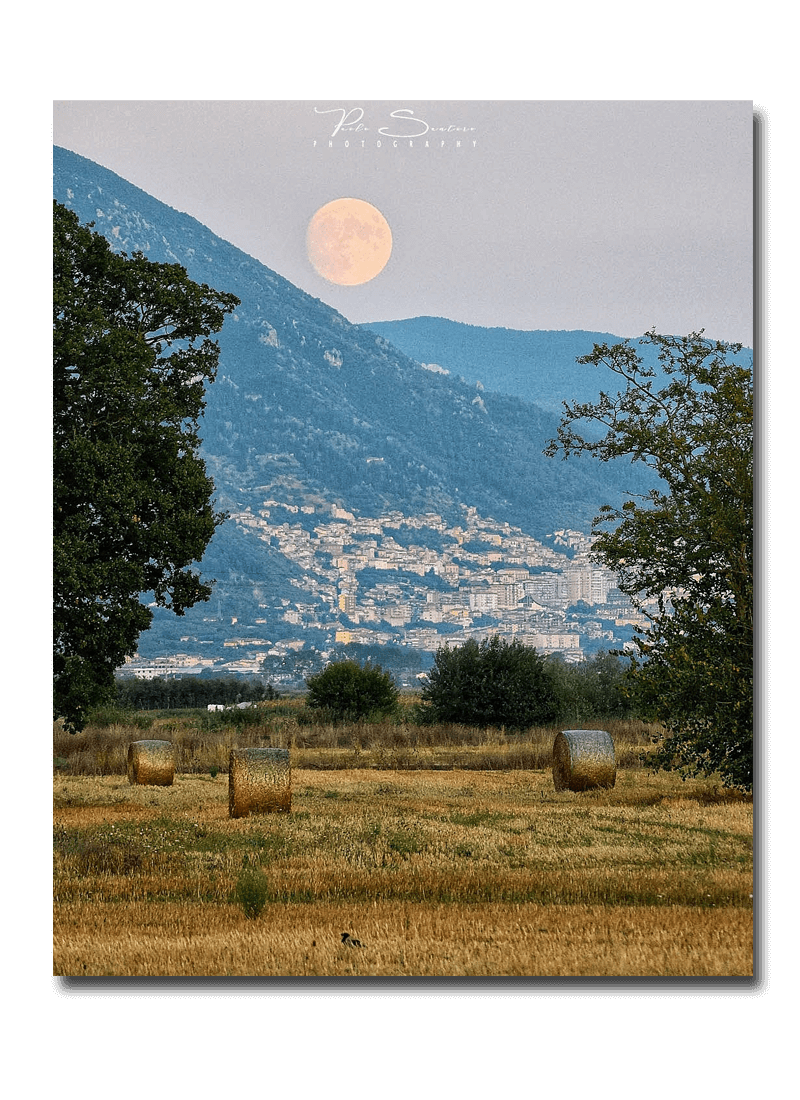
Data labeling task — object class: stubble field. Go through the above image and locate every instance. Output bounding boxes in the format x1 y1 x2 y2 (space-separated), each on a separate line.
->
54 755 753 978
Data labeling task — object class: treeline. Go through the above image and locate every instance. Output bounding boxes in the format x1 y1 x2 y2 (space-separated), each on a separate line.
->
115 676 278 711
112 648 635 726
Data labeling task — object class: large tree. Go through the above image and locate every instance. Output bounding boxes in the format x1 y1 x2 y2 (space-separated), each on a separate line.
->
53 202 239 730
545 329 753 790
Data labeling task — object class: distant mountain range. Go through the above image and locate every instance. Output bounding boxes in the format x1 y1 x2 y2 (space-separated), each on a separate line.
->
360 317 643 416
52 145 670 671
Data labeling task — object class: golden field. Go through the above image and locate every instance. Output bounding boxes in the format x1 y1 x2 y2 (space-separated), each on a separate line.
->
54 757 753 978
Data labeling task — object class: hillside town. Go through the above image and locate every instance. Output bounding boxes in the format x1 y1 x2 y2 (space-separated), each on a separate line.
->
121 502 657 687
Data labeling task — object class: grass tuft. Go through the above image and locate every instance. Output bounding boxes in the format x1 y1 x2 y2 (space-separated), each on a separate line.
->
234 867 270 920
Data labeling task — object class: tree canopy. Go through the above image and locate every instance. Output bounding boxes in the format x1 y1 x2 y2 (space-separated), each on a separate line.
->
53 202 239 731
545 330 753 789
420 635 559 729
305 660 399 721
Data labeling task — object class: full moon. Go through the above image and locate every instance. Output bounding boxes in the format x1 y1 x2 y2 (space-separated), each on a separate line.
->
306 198 392 286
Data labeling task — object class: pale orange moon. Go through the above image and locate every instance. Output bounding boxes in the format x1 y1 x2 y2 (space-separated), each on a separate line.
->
306 198 392 286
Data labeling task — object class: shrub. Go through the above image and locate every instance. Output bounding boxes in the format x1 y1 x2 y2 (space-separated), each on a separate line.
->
235 867 270 919
419 635 559 730
305 660 399 721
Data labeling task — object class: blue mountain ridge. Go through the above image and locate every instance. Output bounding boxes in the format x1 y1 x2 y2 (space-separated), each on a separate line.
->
360 317 654 416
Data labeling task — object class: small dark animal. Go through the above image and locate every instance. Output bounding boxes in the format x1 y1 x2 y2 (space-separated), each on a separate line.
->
341 932 363 947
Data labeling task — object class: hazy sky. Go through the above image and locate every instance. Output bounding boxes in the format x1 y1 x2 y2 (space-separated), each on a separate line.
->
53 100 753 344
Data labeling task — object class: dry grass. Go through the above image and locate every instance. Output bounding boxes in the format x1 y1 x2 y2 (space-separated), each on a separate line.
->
54 767 752 978
53 899 752 978
54 712 657 774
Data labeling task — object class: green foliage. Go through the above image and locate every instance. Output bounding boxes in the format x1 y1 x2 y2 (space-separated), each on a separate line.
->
419 635 559 730
632 603 753 790
547 651 636 726
546 330 753 789
260 648 326 683
305 660 399 721
53 202 239 732
84 702 135 728
115 675 276 711
234 867 269 920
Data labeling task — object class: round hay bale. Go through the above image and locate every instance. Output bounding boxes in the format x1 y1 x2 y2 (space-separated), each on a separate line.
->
229 747 291 818
552 729 616 792
127 740 175 786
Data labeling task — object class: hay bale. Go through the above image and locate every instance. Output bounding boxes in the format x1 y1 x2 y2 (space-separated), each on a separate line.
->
229 747 291 818
127 740 175 786
552 729 616 792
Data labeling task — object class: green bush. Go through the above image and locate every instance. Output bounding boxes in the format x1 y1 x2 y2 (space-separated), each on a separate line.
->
305 660 399 721
419 635 559 730
235 868 269 920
